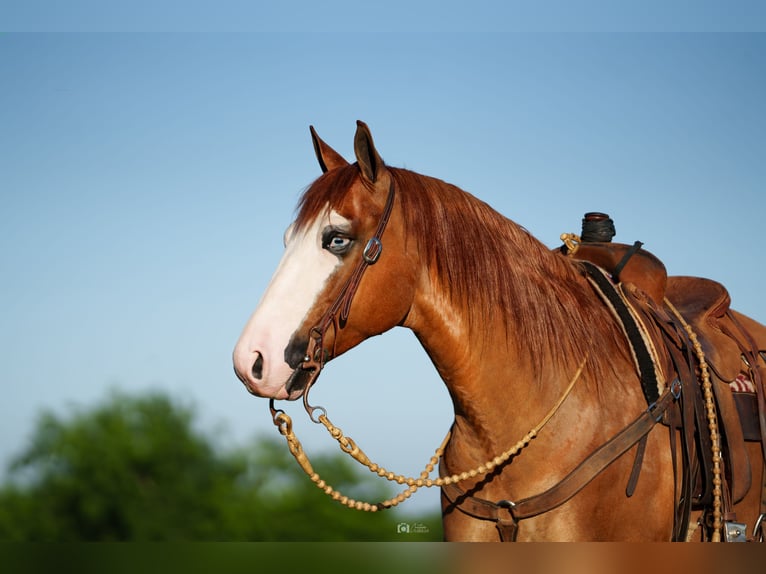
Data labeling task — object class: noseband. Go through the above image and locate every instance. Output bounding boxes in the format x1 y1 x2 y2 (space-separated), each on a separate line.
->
284 179 396 419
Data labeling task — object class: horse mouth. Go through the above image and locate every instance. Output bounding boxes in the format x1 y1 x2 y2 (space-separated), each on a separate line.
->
284 367 313 399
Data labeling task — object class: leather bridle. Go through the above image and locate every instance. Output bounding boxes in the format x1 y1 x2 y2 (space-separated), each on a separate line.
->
285 179 396 419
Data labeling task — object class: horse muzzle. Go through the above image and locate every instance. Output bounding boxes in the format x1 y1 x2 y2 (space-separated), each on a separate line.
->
233 346 302 401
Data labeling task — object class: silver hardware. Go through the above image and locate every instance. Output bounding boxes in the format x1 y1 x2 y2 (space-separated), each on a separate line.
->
753 513 765 542
723 521 747 542
363 237 382 264
670 378 682 400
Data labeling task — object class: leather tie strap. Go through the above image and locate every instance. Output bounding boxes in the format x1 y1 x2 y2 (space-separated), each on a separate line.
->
612 240 644 283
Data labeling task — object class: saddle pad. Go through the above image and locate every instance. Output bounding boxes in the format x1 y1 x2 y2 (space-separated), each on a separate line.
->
730 373 756 393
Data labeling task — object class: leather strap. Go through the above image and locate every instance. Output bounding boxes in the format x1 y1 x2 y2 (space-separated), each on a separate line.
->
626 434 649 497
664 338 702 539
721 311 766 462
509 387 676 519
441 386 678 539
757 462 766 541
303 180 396 374
612 240 644 283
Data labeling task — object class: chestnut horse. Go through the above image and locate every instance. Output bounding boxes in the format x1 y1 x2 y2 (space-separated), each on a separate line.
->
233 121 765 541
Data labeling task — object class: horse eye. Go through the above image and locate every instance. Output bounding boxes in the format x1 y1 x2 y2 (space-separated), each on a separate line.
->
323 233 353 255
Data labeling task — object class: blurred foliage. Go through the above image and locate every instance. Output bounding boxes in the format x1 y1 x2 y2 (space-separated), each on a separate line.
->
0 391 442 541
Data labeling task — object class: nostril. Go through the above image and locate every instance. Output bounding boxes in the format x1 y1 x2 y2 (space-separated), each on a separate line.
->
284 338 309 369
252 352 264 380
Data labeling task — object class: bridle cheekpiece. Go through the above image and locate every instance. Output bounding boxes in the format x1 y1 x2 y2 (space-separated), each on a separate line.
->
270 178 396 421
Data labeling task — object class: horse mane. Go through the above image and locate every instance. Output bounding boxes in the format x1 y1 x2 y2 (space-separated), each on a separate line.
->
295 164 626 378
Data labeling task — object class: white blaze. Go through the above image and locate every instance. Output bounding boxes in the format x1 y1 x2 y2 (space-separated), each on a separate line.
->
233 208 348 399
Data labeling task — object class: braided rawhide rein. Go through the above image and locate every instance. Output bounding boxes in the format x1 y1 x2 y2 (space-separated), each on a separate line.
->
664 298 724 542
269 357 587 512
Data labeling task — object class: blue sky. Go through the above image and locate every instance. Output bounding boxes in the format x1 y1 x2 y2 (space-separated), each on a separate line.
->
2 29 765 516
2 1 765 32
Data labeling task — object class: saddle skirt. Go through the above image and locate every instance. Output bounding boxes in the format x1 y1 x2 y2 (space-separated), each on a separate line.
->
560 241 766 506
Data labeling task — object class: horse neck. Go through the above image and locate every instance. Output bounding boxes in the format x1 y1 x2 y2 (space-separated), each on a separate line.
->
389 172 638 463
404 242 634 468
409 292 562 454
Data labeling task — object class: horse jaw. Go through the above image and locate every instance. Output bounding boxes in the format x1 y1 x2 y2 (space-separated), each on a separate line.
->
232 208 346 400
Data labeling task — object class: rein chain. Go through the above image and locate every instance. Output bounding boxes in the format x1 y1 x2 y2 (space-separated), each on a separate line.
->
269 357 588 512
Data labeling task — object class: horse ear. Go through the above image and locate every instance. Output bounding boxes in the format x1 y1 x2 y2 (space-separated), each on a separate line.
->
310 125 349 173
353 120 385 184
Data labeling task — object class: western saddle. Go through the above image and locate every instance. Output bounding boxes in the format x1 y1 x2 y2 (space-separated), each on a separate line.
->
559 212 766 542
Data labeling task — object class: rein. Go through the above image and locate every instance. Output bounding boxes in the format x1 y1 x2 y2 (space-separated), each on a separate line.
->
269 357 588 512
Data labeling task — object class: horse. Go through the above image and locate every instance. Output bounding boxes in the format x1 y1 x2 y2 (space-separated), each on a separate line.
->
233 121 766 541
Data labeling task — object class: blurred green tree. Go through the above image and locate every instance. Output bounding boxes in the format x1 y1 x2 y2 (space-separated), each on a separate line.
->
0 391 442 541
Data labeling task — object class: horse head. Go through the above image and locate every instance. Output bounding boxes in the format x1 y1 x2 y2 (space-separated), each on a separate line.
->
233 121 417 400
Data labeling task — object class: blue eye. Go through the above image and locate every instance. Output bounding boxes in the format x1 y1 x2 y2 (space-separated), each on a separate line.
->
322 228 353 255
329 236 351 251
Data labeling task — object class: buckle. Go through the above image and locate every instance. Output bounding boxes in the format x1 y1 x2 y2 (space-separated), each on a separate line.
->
670 378 682 400
363 237 382 264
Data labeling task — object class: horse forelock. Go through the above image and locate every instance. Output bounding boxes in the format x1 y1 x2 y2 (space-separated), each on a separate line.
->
294 164 360 233
292 164 624 380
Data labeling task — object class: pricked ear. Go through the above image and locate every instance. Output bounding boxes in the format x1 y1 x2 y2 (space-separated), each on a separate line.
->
354 120 385 184
310 125 349 173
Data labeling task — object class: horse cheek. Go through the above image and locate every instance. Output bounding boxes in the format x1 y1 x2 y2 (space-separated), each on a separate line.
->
366 262 416 334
